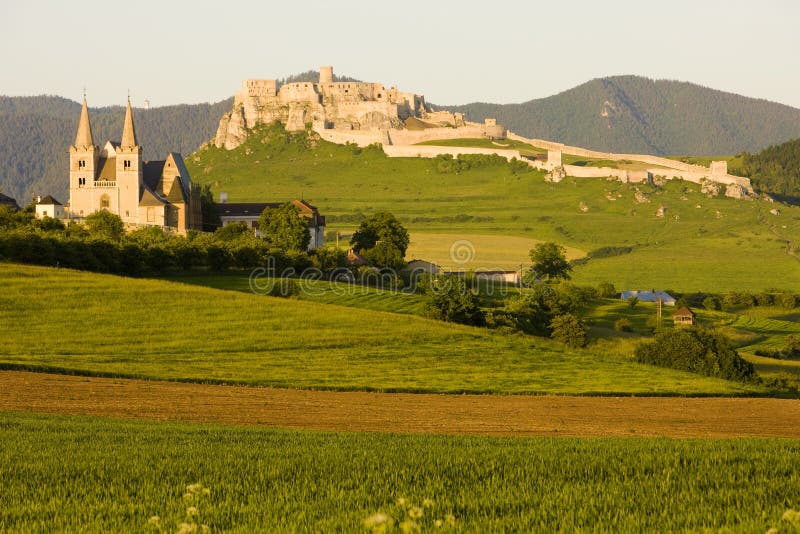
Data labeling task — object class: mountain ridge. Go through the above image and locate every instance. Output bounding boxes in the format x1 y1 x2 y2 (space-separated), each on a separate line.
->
5 74 800 203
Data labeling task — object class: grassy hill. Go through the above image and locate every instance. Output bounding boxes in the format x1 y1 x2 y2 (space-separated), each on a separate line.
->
444 76 800 156
0 263 763 395
0 95 232 204
186 123 800 293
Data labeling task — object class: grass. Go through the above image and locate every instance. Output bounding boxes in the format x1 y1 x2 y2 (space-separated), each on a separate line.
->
415 137 546 156
0 262 765 395
186 124 800 292
1 411 800 532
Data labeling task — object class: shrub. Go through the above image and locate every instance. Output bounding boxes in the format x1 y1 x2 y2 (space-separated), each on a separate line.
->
549 314 588 348
635 328 755 382
597 282 617 299
702 296 722 311
614 318 633 332
777 292 798 309
426 275 484 326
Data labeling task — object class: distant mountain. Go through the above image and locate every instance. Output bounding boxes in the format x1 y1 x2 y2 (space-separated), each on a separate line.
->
441 76 800 157
0 96 232 204
5 74 800 205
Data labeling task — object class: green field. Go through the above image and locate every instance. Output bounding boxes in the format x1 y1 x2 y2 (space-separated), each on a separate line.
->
1 411 798 532
0 263 765 395
186 124 800 292
415 137 546 157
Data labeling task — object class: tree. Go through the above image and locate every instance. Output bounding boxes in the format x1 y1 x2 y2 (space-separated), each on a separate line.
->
549 313 588 347
350 212 409 268
425 275 484 326
258 202 310 252
84 211 124 241
635 328 755 382
528 242 571 282
199 184 221 232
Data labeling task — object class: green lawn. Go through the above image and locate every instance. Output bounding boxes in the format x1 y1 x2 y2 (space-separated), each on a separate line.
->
415 137 546 156
0 263 764 395
187 125 800 293
1 411 799 532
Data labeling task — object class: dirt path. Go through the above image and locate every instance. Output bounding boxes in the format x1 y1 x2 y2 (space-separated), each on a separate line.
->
1 371 799 438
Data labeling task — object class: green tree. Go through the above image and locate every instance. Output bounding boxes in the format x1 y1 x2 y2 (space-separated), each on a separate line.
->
528 242 571 282
425 275 484 326
635 328 755 382
350 212 409 268
549 313 588 347
84 211 124 241
258 202 311 252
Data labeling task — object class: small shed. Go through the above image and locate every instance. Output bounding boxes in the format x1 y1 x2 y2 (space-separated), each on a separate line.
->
673 306 697 327
404 259 441 275
346 249 369 267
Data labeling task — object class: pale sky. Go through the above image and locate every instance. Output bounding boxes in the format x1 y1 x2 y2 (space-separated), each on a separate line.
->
2 0 799 108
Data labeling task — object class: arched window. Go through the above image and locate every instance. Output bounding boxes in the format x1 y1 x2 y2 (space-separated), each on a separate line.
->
124 160 131 169
100 194 110 209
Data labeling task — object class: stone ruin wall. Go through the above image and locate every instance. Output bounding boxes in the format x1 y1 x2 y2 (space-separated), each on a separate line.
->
214 66 504 151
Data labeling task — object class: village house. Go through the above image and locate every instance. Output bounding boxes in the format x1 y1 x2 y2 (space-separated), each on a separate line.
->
216 197 325 250
673 306 697 327
620 290 676 306
34 195 65 219
0 192 20 211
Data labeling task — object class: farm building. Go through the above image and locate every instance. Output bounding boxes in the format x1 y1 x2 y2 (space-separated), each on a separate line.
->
404 259 441 274
673 306 697 327
620 290 676 306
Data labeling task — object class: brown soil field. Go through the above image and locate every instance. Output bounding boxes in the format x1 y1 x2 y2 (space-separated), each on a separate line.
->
2 371 799 437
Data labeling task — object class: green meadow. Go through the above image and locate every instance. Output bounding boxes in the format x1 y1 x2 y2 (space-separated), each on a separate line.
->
0 263 764 395
186 125 800 293
1 411 799 532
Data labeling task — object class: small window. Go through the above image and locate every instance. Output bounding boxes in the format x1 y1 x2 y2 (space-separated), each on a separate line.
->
100 194 110 209
124 160 131 169
43 210 48 217
78 160 86 169
125 211 130 217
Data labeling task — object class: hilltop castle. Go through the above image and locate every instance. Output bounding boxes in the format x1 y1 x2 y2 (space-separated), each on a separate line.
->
68 98 202 233
214 66 507 150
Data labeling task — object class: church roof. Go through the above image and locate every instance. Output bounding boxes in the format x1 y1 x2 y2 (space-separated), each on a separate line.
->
166 179 187 203
74 98 94 148
121 98 138 148
36 195 62 206
139 187 167 207
97 158 117 181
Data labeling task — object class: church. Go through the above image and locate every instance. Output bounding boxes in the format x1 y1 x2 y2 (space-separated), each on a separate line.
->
68 97 202 233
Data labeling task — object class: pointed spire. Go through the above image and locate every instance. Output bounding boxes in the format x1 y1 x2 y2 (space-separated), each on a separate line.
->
121 96 138 148
74 96 94 148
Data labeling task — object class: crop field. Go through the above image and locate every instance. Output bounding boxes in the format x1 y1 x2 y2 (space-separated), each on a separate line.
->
4 371 800 438
0 263 765 395
187 126 800 292
1 411 799 532
405 232 584 270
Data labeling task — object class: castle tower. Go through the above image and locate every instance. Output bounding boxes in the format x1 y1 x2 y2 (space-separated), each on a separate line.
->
319 66 333 84
68 97 99 219
116 98 143 223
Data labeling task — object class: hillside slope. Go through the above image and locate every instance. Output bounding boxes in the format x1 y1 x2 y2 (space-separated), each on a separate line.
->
186 123 800 293
0 96 232 204
444 76 800 156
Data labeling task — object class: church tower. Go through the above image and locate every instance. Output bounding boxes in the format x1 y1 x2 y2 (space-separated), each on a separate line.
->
115 98 143 223
68 97 99 219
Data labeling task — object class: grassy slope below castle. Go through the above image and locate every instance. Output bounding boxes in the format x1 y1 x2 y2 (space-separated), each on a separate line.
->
185 123 800 292
0 263 763 395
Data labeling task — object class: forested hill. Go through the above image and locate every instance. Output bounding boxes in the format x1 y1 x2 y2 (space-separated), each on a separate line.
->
0 96 232 205
735 138 800 204
442 76 800 157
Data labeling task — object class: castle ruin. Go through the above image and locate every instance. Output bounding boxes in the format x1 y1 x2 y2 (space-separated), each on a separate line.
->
214 66 507 150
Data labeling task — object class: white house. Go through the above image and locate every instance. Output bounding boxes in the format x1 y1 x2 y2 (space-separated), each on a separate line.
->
216 198 326 250
34 195 65 220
